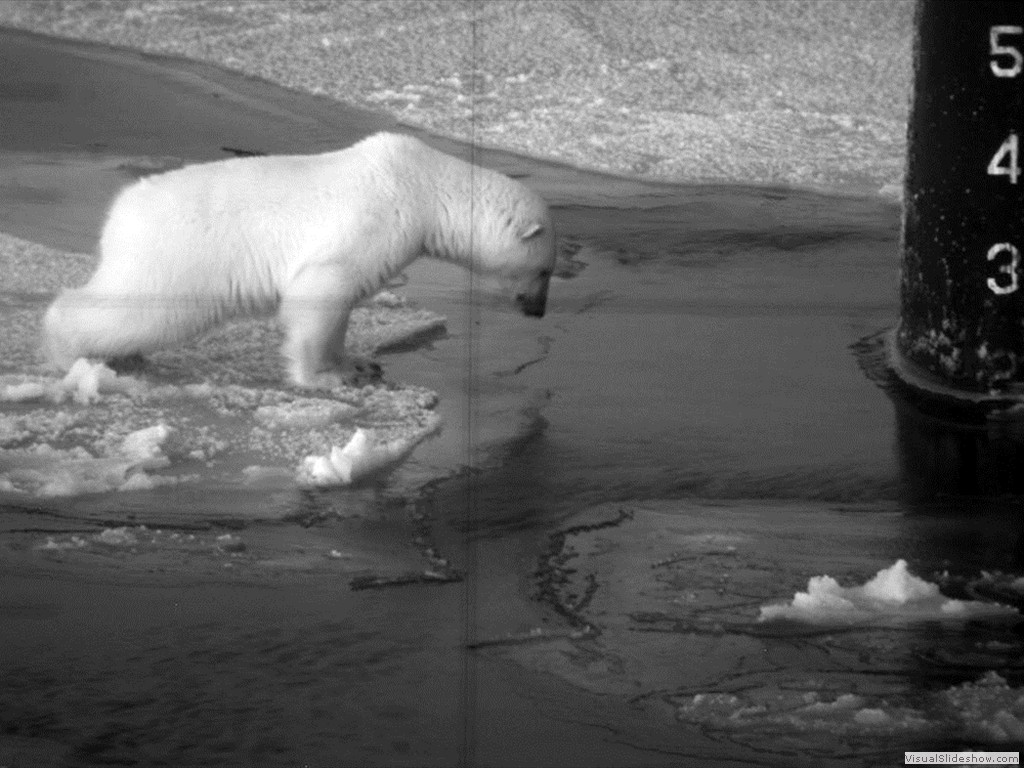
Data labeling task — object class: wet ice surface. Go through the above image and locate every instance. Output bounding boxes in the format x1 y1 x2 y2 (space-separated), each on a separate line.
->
4 29 1024 768
515 501 1024 760
403 197 1024 763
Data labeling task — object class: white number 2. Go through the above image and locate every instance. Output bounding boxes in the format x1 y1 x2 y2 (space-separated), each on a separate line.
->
987 243 1021 295
988 133 1020 184
990 26 1023 78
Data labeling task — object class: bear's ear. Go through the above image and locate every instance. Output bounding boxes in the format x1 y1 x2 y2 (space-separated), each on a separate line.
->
520 223 545 241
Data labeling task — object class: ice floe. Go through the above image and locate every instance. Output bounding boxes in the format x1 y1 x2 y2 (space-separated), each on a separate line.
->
677 671 1024 744
758 559 1019 624
1 422 176 496
678 688 929 739
36 525 250 560
0 358 441 497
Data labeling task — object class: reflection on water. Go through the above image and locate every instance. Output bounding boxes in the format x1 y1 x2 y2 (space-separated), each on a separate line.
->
894 390 1024 501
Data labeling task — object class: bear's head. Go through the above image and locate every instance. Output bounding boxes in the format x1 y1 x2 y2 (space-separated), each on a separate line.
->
424 151 558 318
475 185 557 319
509 221 554 318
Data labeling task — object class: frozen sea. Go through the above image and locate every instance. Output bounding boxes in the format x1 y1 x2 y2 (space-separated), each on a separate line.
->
2 28 1024 767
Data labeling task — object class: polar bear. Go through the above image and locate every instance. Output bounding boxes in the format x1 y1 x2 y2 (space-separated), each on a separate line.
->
43 132 556 388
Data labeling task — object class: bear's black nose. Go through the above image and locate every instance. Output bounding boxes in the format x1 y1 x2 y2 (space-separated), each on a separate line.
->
516 293 546 318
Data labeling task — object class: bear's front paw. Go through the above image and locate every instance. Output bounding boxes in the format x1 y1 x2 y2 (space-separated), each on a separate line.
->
293 357 383 390
349 357 383 383
106 353 148 375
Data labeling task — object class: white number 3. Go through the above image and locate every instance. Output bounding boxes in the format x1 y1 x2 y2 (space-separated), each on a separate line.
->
987 243 1021 296
990 25 1023 78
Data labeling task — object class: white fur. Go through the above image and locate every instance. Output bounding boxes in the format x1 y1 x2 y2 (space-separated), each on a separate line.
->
43 133 556 387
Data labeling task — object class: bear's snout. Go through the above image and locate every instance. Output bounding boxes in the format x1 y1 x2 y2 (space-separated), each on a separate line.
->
517 295 545 317
515 288 547 318
515 270 550 318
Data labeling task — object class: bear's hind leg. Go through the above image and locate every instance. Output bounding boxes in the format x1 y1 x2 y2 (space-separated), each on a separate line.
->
44 286 212 370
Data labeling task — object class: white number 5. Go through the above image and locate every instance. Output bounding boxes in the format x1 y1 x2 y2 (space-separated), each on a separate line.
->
990 26 1023 78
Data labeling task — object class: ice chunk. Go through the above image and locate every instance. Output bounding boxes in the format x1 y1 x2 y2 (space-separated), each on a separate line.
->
853 708 892 727
677 672 1024 743
0 423 173 497
65 358 106 404
941 672 1024 743
758 560 1019 624
31 457 145 497
96 527 139 546
216 533 246 553
0 381 48 402
38 535 88 551
677 688 928 738
298 421 438 487
118 423 172 465
301 428 374 485
61 358 145 404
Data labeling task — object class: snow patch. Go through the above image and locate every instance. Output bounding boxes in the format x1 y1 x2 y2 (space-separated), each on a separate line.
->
254 399 359 430
758 560 1019 624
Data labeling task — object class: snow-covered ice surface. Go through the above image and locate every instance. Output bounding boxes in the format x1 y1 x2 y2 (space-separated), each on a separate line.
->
0 231 446 499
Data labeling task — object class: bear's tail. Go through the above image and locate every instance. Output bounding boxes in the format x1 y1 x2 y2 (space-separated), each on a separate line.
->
43 289 86 368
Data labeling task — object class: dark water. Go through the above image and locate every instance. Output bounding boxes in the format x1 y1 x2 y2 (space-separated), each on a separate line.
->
2 27 1023 768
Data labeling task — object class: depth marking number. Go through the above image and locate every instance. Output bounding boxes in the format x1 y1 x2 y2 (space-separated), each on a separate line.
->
990 25 1023 78
988 132 1020 184
987 243 1021 296
984 27 1021 296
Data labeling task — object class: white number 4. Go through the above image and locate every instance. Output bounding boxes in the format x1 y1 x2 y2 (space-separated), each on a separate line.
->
988 133 1020 184
990 26 1023 78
